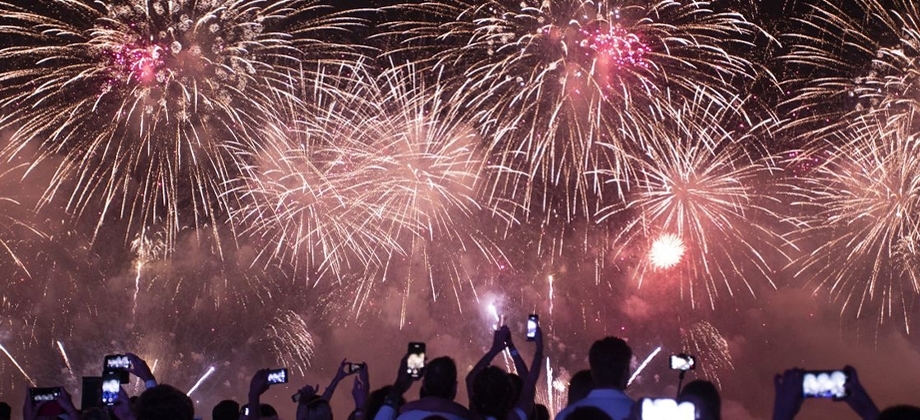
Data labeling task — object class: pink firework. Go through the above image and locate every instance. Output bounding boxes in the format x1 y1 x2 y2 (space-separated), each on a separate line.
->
578 26 649 70
111 43 166 85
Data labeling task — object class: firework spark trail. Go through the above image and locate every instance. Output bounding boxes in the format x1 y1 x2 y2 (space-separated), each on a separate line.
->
680 321 733 388
0 0 365 249
187 366 216 397
781 0 920 140
381 0 770 222
0 342 35 386
599 97 792 308
787 116 920 331
56 340 74 377
628 346 662 387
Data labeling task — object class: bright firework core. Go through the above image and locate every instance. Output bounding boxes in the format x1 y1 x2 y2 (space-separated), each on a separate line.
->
578 26 649 69
649 233 685 270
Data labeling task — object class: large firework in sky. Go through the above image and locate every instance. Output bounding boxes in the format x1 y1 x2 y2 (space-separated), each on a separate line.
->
0 0 362 249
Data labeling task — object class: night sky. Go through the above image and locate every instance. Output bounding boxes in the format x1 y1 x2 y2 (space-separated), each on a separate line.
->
1 1 919 420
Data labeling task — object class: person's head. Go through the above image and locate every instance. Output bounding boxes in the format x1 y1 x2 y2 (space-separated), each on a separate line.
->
567 407 613 420
296 398 333 420
470 366 514 419
259 403 279 420
421 357 458 400
588 337 632 389
213 400 240 420
568 370 595 405
0 402 10 420
135 384 194 420
878 405 920 420
678 380 720 420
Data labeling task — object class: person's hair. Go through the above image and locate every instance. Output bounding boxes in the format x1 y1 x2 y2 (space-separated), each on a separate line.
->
0 402 10 420
300 399 333 420
135 384 194 420
568 370 595 405
421 357 458 400
212 400 239 420
365 386 403 420
470 366 514 419
678 380 721 420
567 406 613 420
878 405 920 420
588 337 632 388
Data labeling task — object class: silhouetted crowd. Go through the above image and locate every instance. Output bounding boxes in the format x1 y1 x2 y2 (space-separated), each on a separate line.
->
4 326 920 420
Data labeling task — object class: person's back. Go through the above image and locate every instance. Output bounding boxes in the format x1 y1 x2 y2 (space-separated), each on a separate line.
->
397 357 473 420
555 337 634 420
469 366 514 420
135 384 195 420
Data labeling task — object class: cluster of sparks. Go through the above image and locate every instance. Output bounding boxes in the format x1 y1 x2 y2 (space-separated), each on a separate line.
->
2 0 920 403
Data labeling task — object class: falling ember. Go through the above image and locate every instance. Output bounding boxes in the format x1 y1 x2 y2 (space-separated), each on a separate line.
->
649 233 685 270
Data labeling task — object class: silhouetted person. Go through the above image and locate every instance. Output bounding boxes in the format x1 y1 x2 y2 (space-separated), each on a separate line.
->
374 352 474 420
470 366 515 419
213 400 240 420
366 386 404 420
556 337 634 420
467 326 544 420
0 401 10 420
678 380 720 420
567 370 595 406
135 384 194 420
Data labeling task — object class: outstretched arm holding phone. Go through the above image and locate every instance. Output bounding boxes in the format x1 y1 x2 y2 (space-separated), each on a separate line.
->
514 326 544 420
467 326 510 399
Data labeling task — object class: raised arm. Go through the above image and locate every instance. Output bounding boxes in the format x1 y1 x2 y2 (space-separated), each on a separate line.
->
515 326 544 417
466 326 510 398
322 359 356 401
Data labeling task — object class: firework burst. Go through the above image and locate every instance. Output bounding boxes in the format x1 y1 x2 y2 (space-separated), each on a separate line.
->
234 63 505 321
781 0 920 140
0 0 364 249
599 98 791 309
787 116 920 331
382 0 767 221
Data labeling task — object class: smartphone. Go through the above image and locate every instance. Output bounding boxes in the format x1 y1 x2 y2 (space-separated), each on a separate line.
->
348 362 364 374
640 398 696 420
526 314 539 341
103 354 131 383
407 342 426 379
101 371 121 406
669 354 696 371
267 368 288 385
802 370 849 399
29 387 62 403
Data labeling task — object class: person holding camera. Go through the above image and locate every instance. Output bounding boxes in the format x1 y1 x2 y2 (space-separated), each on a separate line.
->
467 325 544 420
772 366 879 420
372 350 473 420
555 337 635 420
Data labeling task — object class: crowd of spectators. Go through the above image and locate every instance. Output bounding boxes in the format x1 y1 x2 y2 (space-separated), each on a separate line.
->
5 325 919 420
